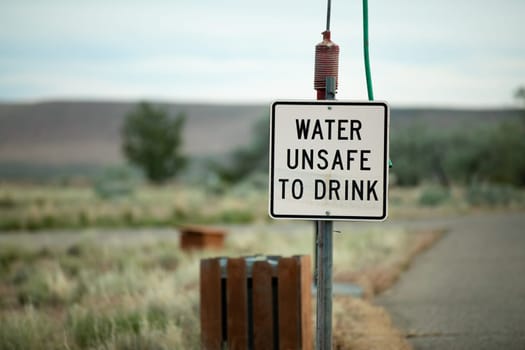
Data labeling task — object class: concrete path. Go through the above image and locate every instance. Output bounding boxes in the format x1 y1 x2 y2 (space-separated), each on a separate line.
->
378 212 525 350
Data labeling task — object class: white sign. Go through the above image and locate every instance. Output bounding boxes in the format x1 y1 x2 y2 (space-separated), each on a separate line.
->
269 101 389 221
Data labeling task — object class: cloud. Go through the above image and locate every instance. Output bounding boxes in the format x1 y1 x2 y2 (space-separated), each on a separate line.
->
0 0 524 106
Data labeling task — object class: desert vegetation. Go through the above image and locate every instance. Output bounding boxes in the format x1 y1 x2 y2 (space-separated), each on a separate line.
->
1 103 524 232
0 223 435 349
122 102 187 184
0 183 523 232
0 102 524 349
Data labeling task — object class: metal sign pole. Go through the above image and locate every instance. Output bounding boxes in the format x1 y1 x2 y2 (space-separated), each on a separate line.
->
316 221 333 350
315 76 336 350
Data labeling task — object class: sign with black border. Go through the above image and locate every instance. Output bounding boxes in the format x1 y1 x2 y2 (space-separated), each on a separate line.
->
269 100 389 221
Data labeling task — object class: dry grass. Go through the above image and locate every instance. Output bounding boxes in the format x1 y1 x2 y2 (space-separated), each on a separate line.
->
1 183 523 231
0 240 202 349
0 182 458 349
333 296 410 350
335 229 444 299
0 224 443 349
0 183 266 231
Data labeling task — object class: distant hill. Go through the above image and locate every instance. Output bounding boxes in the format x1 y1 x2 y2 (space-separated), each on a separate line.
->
0 101 265 164
0 100 521 180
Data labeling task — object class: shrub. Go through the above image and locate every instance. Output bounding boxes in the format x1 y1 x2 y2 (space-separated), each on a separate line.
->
94 167 139 199
212 115 269 185
466 183 522 207
0 245 32 272
122 102 187 184
418 186 451 207
0 194 17 209
16 264 74 307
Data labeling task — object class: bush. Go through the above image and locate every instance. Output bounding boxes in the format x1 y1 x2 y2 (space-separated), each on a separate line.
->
390 120 525 187
0 194 17 209
16 264 74 307
122 102 187 184
466 184 522 207
418 186 451 207
212 115 269 184
390 124 451 187
94 167 139 199
0 245 33 272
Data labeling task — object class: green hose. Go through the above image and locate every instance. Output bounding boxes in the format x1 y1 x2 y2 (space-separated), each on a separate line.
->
363 0 374 101
363 0 392 168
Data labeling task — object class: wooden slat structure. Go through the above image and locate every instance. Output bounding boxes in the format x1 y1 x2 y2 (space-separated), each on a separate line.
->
227 258 249 350
252 261 275 350
180 226 226 251
200 255 313 350
200 258 222 349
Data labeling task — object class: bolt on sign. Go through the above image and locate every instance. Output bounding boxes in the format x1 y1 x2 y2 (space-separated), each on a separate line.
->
269 101 389 221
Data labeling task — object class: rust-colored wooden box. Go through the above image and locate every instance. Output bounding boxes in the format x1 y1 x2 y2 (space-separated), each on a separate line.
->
180 226 226 251
200 255 313 350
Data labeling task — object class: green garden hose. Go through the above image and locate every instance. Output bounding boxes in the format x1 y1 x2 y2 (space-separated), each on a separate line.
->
363 0 374 101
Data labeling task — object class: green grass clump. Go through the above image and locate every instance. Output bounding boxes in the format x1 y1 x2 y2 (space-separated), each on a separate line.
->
0 308 57 350
16 263 75 307
68 310 114 348
68 308 146 348
216 208 254 224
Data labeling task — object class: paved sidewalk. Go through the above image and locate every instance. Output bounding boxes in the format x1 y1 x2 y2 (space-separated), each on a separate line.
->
378 212 525 349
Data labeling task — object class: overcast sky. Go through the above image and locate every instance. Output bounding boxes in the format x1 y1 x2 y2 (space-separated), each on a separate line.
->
1 0 524 107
